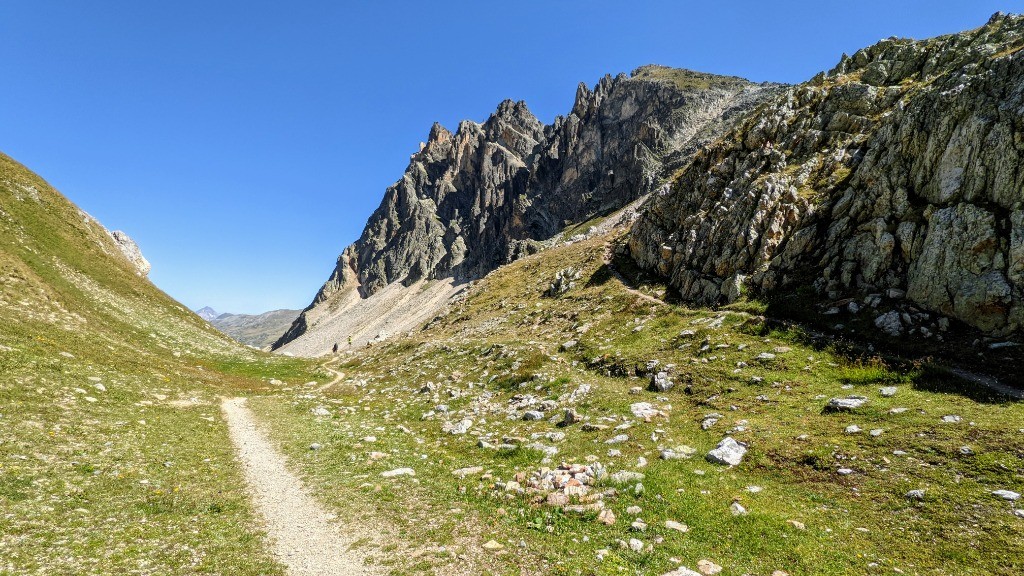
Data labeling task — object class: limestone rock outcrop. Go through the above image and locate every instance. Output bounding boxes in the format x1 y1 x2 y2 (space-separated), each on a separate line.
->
628 13 1024 336
109 230 151 276
274 67 781 353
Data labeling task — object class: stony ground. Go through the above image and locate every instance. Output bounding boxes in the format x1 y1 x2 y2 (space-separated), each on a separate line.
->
245 233 1023 576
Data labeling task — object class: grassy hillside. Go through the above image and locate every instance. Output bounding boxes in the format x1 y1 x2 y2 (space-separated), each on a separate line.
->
246 231 1023 575
0 152 324 575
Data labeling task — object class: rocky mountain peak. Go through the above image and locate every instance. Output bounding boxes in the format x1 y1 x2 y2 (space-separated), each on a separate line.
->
273 66 782 354
427 121 452 145
195 306 219 321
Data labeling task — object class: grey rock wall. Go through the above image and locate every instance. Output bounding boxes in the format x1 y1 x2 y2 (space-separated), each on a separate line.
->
628 13 1024 337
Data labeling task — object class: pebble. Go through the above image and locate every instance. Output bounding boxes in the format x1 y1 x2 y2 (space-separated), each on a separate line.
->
605 434 629 444
906 489 926 501
992 490 1020 501
706 437 747 466
730 502 747 515
597 509 616 525
610 471 645 484
650 372 674 392
837 468 854 475
665 520 689 532
844 424 862 434
660 446 697 460
941 415 962 423
869 428 884 437
380 468 415 478
445 418 473 434
561 408 581 426
824 396 868 411
879 386 898 397
631 402 664 420
452 466 484 477
626 505 642 515
628 538 644 552
662 568 702 576
697 559 723 575
482 539 504 551
309 443 322 451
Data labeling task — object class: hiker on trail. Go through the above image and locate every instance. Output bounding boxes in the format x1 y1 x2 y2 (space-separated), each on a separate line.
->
347 335 352 347
332 343 339 353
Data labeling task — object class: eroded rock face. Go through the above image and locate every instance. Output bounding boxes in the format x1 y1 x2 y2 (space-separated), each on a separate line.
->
629 13 1024 336
109 230 151 276
275 67 781 350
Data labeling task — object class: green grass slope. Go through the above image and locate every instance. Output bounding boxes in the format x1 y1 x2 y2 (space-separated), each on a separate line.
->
0 152 323 575
247 231 1024 575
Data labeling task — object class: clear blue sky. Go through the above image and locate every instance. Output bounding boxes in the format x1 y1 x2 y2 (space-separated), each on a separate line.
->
1 1 1019 313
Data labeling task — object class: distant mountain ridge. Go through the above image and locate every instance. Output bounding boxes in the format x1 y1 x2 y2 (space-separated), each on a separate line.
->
195 306 219 321
209 309 301 349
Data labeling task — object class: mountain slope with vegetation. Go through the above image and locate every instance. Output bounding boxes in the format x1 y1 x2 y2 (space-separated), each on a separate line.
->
249 226 1023 575
0 151 324 575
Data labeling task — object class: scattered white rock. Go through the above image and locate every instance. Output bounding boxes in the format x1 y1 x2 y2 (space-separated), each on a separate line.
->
697 559 723 575
381 468 416 478
660 446 696 460
665 520 689 533
706 437 746 466
452 466 484 477
825 396 868 411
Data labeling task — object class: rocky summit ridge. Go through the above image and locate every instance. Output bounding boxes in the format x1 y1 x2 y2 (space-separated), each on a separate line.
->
275 66 781 354
629 12 1024 339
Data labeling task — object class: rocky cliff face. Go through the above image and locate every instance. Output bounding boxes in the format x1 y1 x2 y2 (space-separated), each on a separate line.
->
629 13 1024 338
274 67 781 352
108 230 151 276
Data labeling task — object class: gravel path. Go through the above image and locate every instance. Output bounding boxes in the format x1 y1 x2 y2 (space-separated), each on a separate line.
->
316 363 346 392
222 397 379 576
